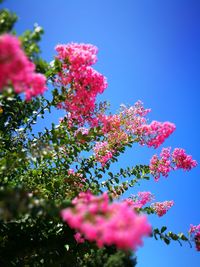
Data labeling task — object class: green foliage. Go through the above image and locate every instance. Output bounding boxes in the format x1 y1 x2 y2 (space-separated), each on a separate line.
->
0 8 18 34
19 25 49 73
153 227 191 247
78 248 137 267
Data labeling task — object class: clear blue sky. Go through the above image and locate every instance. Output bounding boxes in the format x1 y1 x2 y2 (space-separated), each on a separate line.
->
2 0 200 266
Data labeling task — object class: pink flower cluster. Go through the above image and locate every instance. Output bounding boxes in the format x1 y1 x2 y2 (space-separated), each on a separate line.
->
125 192 154 209
92 101 150 165
55 43 107 125
61 192 151 250
119 101 151 133
150 147 171 181
151 200 174 217
65 169 86 189
75 127 89 136
98 101 150 136
0 34 47 100
99 114 121 134
74 232 85 244
92 101 177 165
189 224 200 251
172 148 197 170
56 43 98 67
93 141 113 166
125 193 174 218
150 147 197 181
137 121 176 148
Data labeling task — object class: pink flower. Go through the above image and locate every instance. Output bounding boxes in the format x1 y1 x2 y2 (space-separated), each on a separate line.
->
119 101 151 133
75 127 89 136
189 224 200 251
172 148 197 170
65 169 86 189
74 232 85 244
60 66 107 123
61 192 151 250
150 147 197 181
0 34 47 100
138 121 176 148
151 200 174 217
93 141 113 166
150 147 171 181
195 233 200 251
55 43 98 67
125 192 154 209
189 224 200 234
55 43 107 125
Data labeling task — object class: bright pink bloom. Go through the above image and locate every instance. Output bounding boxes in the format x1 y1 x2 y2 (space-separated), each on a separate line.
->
172 148 197 170
75 127 89 136
55 43 98 67
97 102 175 153
150 147 197 181
74 232 85 244
99 101 150 135
138 121 176 148
125 192 154 209
189 224 200 251
195 233 200 251
65 169 86 189
99 114 121 134
150 147 171 181
61 192 151 250
151 200 174 217
0 34 47 100
55 43 107 125
189 224 200 234
119 101 151 133
58 66 107 123
93 141 113 166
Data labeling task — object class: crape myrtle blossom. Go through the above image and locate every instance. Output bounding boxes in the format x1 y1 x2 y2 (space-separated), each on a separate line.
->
61 192 151 250
172 148 197 170
150 147 171 181
55 43 98 67
74 127 89 136
119 101 151 133
65 169 86 189
99 101 150 135
101 102 175 149
93 141 113 166
74 232 85 244
150 147 197 181
189 224 200 251
55 43 107 125
124 193 174 218
74 127 89 143
57 66 107 124
151 201 174 217
0 34 47 100
124 192 154 209
93 101 176 166
137 121 176 148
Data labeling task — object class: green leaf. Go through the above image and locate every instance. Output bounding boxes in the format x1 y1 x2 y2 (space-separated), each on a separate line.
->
114 177 119 184
108 172 113 178
161 226 167 233
178 233 188 241
163 238 170 245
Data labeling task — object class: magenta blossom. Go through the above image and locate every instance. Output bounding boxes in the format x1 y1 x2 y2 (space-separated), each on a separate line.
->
61 192 151 250
0 34 47 100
